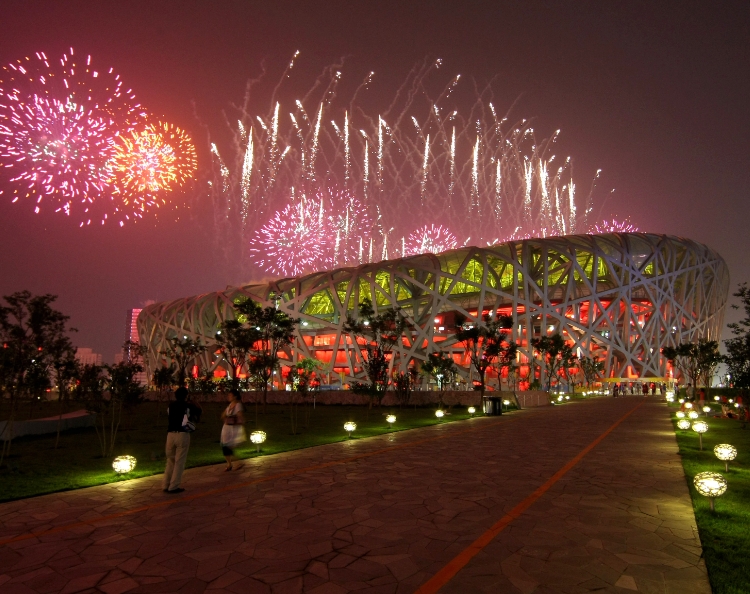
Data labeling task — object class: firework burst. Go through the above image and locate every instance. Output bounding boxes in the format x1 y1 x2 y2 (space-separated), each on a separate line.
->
249 199 330 277
0 49 145 222
404 224 458 256
105 121 197 220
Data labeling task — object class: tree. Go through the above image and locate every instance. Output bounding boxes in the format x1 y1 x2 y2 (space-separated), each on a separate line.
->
74 363 109 458
696 341 722 398
236 298 298 411
494 340 519 391
663 339 721 396
579 355 605 389
558 345 578 392
48 335 80 448
420 351 458 393
505 362 520 392
724 283 750 388
393 367 418 408
454 313 515 405
344 298 408 408
215 319 255 387
531 333 575 392
152 363 177 419
286 357 321 433
105 357 146 438
0 291 73 465
161 337 206 386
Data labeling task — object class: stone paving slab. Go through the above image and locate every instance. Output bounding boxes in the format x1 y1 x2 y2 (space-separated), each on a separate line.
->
0 397 710 593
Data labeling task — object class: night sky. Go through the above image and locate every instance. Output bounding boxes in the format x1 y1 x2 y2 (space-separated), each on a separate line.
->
0 1 748 361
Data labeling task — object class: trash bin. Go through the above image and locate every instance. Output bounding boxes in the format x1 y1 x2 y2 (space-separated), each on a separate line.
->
483 396 503 416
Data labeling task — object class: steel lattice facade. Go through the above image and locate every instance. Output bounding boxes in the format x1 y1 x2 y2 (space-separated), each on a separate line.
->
138 233 729 386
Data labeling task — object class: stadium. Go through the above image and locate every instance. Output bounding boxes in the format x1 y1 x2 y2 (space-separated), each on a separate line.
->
138 233 729 388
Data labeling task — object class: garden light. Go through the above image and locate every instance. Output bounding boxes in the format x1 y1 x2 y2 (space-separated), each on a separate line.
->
503 399 510 406
112 455 136 474
677 419 691 430
386 414 396 427
688 411 699 420
679 398 685 404
435 409 445 418
703 406 711 415
344 421 356 438
468 406 476 416
685 402 693 409
692 420 708 450
250 430 267 452
713 444 737 472
564 395 570 400
714 395 720 401
675 411 685 418
693 471 727 511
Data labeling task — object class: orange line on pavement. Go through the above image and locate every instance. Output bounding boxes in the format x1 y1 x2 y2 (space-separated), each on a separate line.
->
414 399 645 594
0 416 512 547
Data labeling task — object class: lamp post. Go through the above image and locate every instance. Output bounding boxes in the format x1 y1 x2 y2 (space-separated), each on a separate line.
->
435 409 445 420
693 471 727 511
713 444 737 472
468 406 476 417
692 420 708 450
386 415 396 429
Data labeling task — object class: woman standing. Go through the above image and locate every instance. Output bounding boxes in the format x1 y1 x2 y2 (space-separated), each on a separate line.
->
221 389 246 471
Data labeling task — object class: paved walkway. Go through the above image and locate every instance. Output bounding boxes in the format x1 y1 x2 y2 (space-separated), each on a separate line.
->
0 397 711 594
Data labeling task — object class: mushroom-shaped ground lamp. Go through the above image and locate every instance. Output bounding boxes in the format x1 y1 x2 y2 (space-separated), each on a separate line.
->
693 471 727 511
713 444 737 472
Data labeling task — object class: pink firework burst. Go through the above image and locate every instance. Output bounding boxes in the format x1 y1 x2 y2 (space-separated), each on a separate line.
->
249 199 330 277
590 218 639 234
404 224 458 256
0 49 145 224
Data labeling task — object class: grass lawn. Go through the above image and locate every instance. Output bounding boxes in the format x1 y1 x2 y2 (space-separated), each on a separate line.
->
669 403 750 594
0 399 497 502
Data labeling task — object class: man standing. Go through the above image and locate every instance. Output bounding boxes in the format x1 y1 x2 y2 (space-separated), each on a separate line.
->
163 386 200 493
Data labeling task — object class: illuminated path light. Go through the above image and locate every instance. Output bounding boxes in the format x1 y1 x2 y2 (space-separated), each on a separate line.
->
713 444 737 472
250 430 266 453
693 472 727 512
692 420 708 450
112 455 136 474
344 421 356 438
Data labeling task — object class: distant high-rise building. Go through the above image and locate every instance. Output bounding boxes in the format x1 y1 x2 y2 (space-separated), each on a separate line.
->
75 347 102 367
124 308 147 385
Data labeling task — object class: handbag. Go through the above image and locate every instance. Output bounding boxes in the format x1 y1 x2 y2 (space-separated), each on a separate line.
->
181 411 196 433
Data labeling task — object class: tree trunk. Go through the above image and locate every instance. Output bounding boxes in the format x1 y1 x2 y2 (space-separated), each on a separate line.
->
54 384 66 449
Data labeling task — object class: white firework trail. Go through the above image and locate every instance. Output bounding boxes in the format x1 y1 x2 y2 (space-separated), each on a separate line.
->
210 55 613 277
